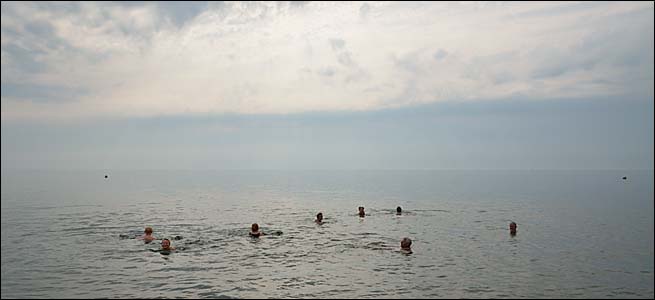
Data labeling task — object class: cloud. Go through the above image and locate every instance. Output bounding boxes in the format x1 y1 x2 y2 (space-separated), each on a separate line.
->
359 3 371 19
1 1 653 121
154 1 208 27
317 67 336 77
433 49 448 61
329 38 346 51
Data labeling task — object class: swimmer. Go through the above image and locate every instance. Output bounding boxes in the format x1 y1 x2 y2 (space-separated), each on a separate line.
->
250 223 264 237
160 238 175 251
509 222 517 236
396 206 402 215
400 237 412 253
149 238 176 254
358 206 366 217
137 226 156 243
315 212 324 224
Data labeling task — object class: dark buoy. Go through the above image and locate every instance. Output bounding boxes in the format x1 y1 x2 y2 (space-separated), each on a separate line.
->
622 176 627 180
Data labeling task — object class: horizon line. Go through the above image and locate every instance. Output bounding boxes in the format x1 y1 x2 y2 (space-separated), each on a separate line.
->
2 168 653 172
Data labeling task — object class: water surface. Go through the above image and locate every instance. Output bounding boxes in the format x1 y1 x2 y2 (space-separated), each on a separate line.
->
1 170 653 298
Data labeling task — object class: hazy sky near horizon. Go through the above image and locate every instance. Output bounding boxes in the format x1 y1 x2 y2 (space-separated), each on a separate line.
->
1 1 653 170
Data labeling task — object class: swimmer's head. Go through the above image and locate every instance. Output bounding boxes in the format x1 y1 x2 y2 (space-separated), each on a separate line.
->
251 223 259 232
401 237 412 250
144 227 153 235
396 206 402 214
316 212 323 222
509 222 517 234
161 238 171 250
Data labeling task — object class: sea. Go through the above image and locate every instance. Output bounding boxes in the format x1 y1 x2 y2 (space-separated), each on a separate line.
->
1 169 653 298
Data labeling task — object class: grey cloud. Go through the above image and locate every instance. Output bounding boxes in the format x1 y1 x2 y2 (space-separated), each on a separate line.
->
317 67 336 77
511 2 608 19
526 45 596 80
531 64 579 79
392 51 423 74
360 3 371 19
471 51 518 65
2 44 49 74
23 20 56 37
524 6 653 81
491 72 516 85
2 8 72 60
298 67 312 74
433 49 448 60
1 1 160 81
328 38 358 68
316 38 369 84
1 1 652 120
24 2 82 13
466 51 520 83
23 21 72 51
344 69 370 84
290 1 310 8
380 78 419 108
155 1 208 27
203 2 298 25
363 86 382 93
329 38 346 51
336 52 355 67
1 20 105 79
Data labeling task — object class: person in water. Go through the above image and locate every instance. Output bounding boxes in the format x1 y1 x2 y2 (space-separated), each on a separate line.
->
138 226 156 243
509 222 517 236
160 238 175 251
358 206 366 217
401 237 412 253
396 206 402 215
250 223 264 237
315 212 324 224
148 238 177 254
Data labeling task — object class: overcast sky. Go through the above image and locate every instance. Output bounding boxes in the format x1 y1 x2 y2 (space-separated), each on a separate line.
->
1 1 653 170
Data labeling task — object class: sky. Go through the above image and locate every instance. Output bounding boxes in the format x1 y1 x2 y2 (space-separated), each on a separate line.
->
1 1 653 170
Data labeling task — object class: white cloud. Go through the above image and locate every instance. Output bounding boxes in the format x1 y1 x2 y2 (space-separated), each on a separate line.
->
1 1 653 121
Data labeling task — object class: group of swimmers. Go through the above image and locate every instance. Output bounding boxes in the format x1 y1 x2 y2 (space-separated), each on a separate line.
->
138 206 518 254
138 227 176 252
246 206 414 252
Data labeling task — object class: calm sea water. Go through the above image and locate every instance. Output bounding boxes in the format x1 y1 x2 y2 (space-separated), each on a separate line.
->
1 170 653 298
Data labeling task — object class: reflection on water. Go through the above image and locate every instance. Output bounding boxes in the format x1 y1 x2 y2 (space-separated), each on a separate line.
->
1 170 653 298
